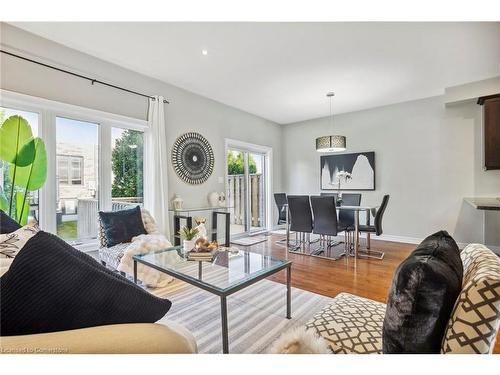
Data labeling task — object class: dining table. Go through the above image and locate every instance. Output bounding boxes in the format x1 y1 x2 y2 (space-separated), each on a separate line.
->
284 202 379 259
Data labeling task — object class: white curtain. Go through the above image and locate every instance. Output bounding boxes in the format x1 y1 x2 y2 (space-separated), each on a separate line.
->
144 96 170 237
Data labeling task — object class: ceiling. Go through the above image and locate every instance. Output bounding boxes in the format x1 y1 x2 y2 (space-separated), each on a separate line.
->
11 22 500 124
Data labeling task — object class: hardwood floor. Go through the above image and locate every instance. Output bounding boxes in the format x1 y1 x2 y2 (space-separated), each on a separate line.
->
245 234 500 354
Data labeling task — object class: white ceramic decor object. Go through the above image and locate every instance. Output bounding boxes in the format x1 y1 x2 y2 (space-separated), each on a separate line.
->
172 194 184 210
219 192 226 207
208 191 219 207
194 218 208 240
183 239 196 253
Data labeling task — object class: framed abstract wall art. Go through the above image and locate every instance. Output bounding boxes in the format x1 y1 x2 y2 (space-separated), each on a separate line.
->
320 152 375 190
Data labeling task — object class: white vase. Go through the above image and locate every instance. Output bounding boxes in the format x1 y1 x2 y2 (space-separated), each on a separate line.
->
183 239 196 253
172 194 184 210
208 191 219 207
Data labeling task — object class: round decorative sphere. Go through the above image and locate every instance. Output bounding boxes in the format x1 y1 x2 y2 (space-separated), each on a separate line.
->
171 132 215 184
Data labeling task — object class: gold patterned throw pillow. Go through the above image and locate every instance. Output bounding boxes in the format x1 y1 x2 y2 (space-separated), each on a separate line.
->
0 225 40 259
441 244 500 354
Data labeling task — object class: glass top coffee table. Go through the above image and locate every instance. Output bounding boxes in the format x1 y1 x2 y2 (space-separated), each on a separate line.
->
133 246 292 353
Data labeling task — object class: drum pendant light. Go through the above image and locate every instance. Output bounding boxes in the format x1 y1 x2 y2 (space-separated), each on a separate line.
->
315 92 346 152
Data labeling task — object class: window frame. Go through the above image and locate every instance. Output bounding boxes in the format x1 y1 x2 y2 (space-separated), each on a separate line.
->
0 89 149 241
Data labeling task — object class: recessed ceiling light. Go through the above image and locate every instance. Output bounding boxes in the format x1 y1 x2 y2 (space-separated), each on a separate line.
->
201 49 208 56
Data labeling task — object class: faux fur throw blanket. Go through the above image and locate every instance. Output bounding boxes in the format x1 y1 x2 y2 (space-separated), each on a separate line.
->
117 234 180 288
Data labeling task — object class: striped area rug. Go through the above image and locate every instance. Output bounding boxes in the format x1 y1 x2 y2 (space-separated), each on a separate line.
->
150 268 333 354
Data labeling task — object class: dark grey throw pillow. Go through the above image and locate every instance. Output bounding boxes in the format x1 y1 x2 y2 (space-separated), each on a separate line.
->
0 209 21 234
382 230 463 353
98 206 146 247
0 231 171 336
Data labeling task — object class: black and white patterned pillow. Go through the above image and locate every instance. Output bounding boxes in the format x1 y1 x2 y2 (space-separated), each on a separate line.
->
441 244 500 354
0 225 40 259
98 217 108 248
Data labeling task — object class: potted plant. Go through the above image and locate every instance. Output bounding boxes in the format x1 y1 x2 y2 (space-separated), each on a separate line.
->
331 170 352 206
178 226 199 253
0 115 47 224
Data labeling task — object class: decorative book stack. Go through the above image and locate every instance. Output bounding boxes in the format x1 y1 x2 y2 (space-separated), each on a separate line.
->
187 250 216 261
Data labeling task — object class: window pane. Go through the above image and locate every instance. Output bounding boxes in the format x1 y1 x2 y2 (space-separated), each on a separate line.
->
0 107 40 225
111 128 144 211
56 117 99 242
227 149 246 235
70 157 83 184
57 156 69 184
249 152 266 231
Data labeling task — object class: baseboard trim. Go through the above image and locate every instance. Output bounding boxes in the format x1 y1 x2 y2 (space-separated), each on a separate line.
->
376 235 461 250
275 226 500 253
373 234 422 245
332 233 500 253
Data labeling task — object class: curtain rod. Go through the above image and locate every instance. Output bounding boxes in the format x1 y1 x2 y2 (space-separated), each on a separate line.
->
0 49 170 104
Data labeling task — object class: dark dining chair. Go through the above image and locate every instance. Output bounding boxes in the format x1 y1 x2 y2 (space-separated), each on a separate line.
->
358 194 390 259
338 193 361 254
320 192 338 200
338 193 361 227
273 193 288 246
287 195 314 253
310 196 348 260
274 193 288 225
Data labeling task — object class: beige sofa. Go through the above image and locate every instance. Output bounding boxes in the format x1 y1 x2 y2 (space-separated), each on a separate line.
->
0 259 197 354
0 322 197 354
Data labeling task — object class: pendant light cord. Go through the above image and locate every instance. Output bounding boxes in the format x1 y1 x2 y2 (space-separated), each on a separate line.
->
327 92 335 132
329 95 333 131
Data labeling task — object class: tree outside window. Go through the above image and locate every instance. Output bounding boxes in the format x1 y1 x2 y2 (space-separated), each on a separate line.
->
227 151 257 175
111 129 143 199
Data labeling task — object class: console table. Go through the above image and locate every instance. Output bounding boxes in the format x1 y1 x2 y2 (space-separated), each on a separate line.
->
169 206 232 246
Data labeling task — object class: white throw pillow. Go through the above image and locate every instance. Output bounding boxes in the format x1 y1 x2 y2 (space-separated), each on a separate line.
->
141 209 159 234
0 224 40 259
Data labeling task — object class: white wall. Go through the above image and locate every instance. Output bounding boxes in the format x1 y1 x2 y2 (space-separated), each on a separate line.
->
282 96 500 247
445 76 500 105
2 22 498 246
0 23 284 228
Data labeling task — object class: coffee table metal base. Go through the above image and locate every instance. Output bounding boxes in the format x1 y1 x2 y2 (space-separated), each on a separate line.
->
133 259 292 354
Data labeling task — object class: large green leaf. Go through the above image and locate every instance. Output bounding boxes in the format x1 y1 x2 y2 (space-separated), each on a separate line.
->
16 138 37 166
0 115 35 166
9 138 47 191
15 191 29 225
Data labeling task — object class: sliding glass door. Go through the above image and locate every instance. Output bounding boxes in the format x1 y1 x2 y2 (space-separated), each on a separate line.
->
227 148 267 237
227 149 247 235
